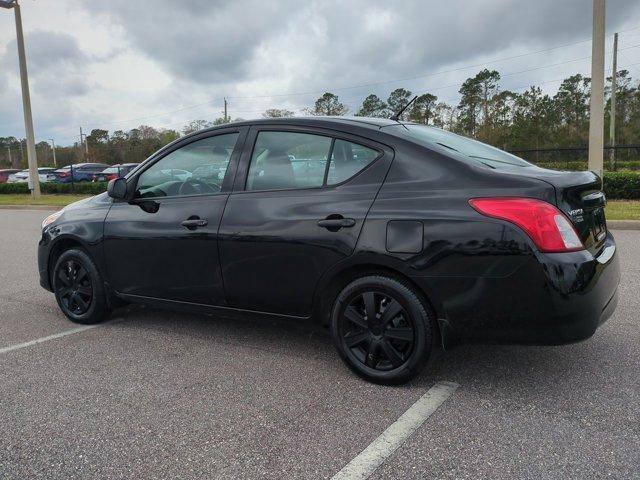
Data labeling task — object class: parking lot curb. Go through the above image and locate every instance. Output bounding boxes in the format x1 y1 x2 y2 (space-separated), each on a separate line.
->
0 205 59 211
608 220 640 230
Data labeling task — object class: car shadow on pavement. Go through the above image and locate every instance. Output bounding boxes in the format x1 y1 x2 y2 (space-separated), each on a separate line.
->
422 322 630 411
112 304 627 399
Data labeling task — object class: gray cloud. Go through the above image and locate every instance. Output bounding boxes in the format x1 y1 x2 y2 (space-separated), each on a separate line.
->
0 30 100 139
85 0 297 84
2 0 640 142
3 31 95 96
84 0 640 91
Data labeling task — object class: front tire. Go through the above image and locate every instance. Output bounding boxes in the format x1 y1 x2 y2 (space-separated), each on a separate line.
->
52 248 111 324
331 275 434 385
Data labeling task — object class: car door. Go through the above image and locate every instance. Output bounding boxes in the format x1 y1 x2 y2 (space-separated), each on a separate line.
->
103 127 247 305
218 125 393 317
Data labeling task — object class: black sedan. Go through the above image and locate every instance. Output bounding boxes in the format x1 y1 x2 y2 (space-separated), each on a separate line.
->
38 117 620 384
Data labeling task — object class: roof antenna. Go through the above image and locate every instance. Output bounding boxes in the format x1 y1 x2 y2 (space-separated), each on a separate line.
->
390 95 417 122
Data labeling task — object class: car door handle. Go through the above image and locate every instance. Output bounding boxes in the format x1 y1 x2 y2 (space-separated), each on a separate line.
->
181 218 208 229
317 217 356 229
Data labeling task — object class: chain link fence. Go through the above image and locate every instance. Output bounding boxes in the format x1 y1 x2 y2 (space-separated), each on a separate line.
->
508 145 640 171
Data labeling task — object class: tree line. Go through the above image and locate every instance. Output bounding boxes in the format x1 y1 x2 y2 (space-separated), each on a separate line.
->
1 68 639 169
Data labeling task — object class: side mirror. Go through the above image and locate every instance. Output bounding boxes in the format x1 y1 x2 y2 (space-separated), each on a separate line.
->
107 177 127 200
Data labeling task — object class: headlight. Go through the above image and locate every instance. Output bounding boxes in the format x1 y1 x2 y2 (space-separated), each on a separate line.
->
42 210 63 229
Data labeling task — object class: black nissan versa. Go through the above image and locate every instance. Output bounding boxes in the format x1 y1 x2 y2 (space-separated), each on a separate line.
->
38 117 620 384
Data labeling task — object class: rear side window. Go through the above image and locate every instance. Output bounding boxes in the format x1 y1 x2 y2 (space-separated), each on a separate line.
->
246 131 380 191
327 139 379 185
247 132 332 191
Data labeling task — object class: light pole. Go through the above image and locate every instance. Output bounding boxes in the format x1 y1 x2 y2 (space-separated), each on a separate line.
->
49 138 57 167
1 0 40 197
588 0 606 177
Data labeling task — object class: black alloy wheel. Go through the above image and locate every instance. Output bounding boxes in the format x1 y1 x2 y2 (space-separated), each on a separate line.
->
340 291 414 371
53 248 111 324
331 275 434 384
56 259 93 315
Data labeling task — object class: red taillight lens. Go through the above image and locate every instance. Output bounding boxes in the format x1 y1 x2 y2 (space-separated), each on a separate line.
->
469 197 584 253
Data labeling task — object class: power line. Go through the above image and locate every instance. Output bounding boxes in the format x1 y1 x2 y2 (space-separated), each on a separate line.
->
22 28 640 144
41 27 640 135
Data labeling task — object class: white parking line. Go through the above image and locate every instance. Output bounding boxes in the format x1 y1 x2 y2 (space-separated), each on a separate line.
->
331 381 459 480
0 324 101 355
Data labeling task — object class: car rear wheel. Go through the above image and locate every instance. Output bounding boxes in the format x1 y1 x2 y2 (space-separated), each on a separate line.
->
52 248 111 324
331 275 434 385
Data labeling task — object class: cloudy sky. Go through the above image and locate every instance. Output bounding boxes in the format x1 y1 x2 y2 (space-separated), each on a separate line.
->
1 0 640 146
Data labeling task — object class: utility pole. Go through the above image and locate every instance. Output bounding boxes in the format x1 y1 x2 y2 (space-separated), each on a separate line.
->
609 32 618 171
49 138 57 167
79 126 88 159
6 146 12 167
588 0 606 176
224 98 228 123
0 0 40 196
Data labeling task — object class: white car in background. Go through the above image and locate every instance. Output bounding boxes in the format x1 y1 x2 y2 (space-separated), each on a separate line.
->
8 167 57 183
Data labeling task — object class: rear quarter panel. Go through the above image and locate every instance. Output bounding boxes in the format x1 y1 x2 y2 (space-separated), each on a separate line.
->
356 142 558 343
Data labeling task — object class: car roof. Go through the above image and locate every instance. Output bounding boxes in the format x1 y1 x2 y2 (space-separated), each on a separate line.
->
195 116 404 135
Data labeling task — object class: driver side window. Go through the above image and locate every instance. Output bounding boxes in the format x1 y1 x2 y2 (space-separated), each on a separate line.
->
135 133 239 198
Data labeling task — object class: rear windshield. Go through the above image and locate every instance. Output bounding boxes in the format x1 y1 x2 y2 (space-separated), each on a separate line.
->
385 124 533 169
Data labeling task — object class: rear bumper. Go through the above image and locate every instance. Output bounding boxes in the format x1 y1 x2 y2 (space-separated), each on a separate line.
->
535 233 620 344
413 232 620 346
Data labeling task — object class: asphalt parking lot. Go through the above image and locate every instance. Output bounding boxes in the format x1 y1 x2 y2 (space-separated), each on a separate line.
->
0 209 638 479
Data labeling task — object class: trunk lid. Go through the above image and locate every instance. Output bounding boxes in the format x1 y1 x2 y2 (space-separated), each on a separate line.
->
514 167 607 255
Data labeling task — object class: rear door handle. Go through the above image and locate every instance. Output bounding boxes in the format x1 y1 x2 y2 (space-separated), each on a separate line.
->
181 218 208 229
317 217 356 229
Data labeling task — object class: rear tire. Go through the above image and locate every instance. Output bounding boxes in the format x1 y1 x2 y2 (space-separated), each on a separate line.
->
331 275 434 385
52 248 111 324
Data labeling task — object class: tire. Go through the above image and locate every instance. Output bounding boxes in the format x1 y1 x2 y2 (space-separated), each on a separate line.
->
52 248 111 324
331 275 434 385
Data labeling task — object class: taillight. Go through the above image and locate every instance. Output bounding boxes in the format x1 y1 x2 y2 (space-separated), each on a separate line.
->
469 197 584 253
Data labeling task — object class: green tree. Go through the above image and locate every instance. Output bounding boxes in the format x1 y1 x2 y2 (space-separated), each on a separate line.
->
554 74 591 144
262 108 295 118
182 120 214 135
607 70 635 145
386 88 412 119
457 76 482 135
158 129 180 145
356 94 389 117
476 69 501 127
432 103 457 130
409 93 438 124
307 92 348 116
0 136 21 168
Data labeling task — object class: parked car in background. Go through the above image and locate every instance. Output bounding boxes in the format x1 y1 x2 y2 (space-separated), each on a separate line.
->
8 167 57 183
92 163 139 182
54 163 110 183
0 169 21 183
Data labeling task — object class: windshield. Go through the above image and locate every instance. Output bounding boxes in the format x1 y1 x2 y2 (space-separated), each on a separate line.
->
386 124 533 168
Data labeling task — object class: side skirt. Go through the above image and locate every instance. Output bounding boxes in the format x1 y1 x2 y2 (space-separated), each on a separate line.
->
116 292 312 322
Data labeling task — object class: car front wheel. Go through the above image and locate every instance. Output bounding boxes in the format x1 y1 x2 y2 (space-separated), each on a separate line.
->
331 275 435 385
52 248 111 324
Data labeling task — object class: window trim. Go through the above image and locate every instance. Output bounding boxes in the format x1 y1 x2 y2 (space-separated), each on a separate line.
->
236 126 384 195
127 127 247 202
